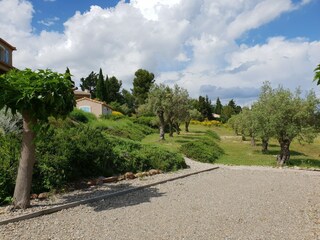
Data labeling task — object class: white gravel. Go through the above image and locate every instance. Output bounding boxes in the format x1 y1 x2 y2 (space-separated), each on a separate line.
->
1 159 319 240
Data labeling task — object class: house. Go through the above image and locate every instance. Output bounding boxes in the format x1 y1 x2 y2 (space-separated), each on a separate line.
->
0 38 16 74
74 90 91 100
213 113 221 119
76 97 112 117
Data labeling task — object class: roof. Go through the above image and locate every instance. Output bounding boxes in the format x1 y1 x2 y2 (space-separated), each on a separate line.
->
76 97 113 110
0 38 16 50
74 90 91 95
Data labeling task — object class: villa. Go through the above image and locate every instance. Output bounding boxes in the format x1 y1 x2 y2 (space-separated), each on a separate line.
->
0 38 16 74
76 97 112 117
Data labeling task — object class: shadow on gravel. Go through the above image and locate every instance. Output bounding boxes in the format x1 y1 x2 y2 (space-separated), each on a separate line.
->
87 186 165 212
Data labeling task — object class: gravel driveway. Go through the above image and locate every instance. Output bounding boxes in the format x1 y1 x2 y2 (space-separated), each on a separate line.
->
1 165 319 240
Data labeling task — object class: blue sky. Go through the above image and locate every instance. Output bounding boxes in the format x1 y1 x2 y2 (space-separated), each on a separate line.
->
31 0 126 33
1 0 320 105
237 0 320 45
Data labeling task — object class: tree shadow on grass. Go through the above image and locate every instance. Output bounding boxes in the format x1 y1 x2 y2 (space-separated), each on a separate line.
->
179 135 204 140
175 139 191 144
255 143 278 148
88 186 165 212
253 149 306 157
287 159 320 168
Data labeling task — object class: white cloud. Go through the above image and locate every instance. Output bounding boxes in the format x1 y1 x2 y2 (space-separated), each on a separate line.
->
1 0 319 105
38 17 60 27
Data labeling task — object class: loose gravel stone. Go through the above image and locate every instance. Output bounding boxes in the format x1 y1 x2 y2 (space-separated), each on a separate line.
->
0 159 319 240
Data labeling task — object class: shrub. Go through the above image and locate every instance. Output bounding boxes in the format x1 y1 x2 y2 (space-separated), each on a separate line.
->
205 130 221 141
190 119 222 127
180 130 224 163
106 135 187 173
34 125 114 191
0 133 21 204
180 141 224 163
69 109 97 123
130 116 159 129
92 119 155 141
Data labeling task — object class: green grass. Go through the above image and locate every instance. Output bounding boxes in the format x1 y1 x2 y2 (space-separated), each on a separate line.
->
142 124 320 169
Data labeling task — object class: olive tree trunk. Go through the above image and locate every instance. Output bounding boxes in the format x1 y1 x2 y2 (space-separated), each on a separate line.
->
185 121 190 132
250 136 256 146
174 122 180 135
261 138 269 153
13 112 36 209
168 120 174 137
277 139 291 167
158 111 165 141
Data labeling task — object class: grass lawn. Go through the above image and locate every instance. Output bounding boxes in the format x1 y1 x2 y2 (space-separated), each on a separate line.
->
142 124 320 169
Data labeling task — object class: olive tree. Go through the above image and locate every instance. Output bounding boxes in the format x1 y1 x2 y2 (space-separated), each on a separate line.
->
139 84 172 140
257 83 318 166
0 69 75 209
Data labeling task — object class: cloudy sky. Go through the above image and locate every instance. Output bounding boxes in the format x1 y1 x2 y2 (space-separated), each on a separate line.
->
1 0 319 105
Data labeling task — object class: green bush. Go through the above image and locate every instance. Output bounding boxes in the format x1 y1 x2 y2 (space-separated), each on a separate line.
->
106 135 187 173
180 131 224 163
130 116 159 129
205 130 221 141
69 109 97 123
0 133 20 204
35 125 114 191
92 119 155 141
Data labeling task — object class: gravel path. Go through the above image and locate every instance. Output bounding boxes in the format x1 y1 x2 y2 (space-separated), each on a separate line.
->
1 162 319 240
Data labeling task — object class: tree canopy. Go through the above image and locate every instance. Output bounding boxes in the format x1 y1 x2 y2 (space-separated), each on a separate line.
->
132 69 155 107
0 68 75 209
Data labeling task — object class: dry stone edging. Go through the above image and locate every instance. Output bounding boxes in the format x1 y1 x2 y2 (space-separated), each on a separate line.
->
0 166 219 226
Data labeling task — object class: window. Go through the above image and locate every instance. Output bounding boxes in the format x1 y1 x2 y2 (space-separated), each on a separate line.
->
0 46 4 62
4 49 9 64
79 106 91 112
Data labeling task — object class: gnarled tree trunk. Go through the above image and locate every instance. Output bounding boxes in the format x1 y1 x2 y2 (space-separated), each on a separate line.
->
250 136 256 146
168 120 174 137
158 110 165 141
277 138 291 167
13 112 36 209
185 121 190 132
261 138 269 153
174 122 180 135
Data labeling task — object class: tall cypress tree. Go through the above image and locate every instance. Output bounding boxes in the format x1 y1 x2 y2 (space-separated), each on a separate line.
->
215 97 222 114
96 68 106 101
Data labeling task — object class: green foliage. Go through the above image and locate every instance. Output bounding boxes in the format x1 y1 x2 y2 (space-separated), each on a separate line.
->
34 125 115 191
198 95 213 120
0 134 21 204
314 64 320 85
69 109 97 123
106 135 187 173
132 69 155 106
180 140 224 163
0 68 75 121
131 116 159 129
106 76 123 103
0 109 22 135
205 130 221 141
96 68 107 102
80 71 98 99
90 118 155 141
215 97 222 114
180 130 224 163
